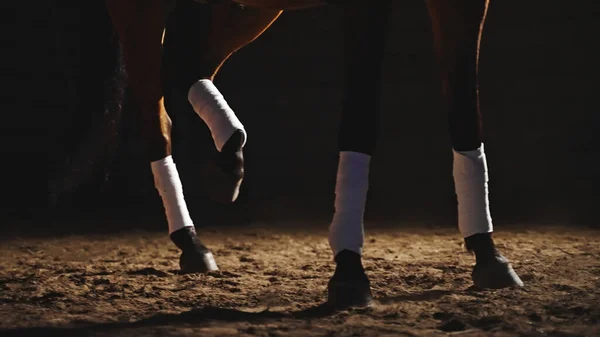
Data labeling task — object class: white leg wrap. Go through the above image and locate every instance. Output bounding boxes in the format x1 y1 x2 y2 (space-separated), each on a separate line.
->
188 79 247 152
151 156 194 234
328 151 371 256
453 143 493 238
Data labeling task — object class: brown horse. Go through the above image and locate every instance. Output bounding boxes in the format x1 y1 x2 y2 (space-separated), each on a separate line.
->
105 0 523 309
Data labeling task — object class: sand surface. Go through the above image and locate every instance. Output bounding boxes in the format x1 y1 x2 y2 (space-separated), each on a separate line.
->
1 223 598 336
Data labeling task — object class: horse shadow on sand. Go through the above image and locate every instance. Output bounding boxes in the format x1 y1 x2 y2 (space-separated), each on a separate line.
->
0 301 337 337
0 289 461 337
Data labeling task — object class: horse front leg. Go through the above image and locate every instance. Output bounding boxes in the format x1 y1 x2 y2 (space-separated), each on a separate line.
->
106 0 218 274
426 0 523 288
326 0 393 309
163 0 282 203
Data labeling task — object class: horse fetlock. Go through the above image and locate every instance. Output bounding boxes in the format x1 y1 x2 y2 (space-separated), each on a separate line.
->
201 129 245 203
464 232 497 259
219 129 245 175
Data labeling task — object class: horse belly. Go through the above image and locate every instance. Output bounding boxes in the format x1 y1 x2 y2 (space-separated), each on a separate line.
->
232 0 325 10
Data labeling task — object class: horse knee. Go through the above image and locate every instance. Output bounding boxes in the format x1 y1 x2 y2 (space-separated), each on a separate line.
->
426 0 489 65
425 0 489 151
164 1 281 87
108 0 166 101
137 99 173 162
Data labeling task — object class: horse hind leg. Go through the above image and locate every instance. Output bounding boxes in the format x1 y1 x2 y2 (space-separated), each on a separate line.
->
426 0 523 289
163 1 282 203
106 0 218 274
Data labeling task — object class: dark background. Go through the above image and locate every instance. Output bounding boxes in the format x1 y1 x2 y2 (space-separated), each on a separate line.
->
5 1 600 232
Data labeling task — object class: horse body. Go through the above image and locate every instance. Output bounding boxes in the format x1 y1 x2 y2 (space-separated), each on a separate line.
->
103 0 523 309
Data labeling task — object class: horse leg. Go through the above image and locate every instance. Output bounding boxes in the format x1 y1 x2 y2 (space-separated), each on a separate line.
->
426 0 523 288
163 0 282 203
106 0 218 274
326 0 393 309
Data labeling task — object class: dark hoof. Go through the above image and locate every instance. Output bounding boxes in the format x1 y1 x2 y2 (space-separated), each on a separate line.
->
179 250 219 274
327 250 373 309
472 256 524 289
203 130 244 204
170 227 219 274
202 160 243 203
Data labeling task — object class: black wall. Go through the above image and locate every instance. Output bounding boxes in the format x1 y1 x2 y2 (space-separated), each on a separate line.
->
7 1 600 229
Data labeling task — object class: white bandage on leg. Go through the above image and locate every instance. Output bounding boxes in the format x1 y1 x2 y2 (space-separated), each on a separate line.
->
151 156 194 234
453 143 493 238
328 151 371 256
188 79 247 152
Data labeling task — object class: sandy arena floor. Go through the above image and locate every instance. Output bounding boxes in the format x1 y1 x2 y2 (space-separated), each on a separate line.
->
0 223 599 336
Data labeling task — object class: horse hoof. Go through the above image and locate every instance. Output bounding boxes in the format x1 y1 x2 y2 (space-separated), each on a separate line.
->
472 255 524 289
203 130 244 204
202 161 243 203
327 278 373 310
327 250 373 309
179 250 219 274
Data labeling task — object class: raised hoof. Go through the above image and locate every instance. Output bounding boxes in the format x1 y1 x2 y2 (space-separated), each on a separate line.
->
202 130 244 204
179 250 219 274
472 256 524 289
327 250 373 310
202 160 243 204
